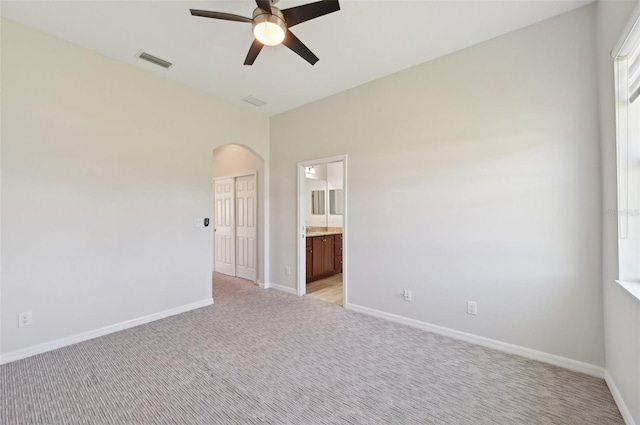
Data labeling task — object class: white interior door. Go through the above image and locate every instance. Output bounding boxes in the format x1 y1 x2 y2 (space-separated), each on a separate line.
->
235 175 257 282
214 178 235 276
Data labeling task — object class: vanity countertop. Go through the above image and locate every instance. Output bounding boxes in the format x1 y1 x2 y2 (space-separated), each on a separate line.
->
306 230 343 237
306 227 343 237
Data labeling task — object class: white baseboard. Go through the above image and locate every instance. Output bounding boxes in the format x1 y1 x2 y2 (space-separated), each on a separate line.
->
345 302 604 379
605 370 637 425
0 298 214 365
268 283 297 295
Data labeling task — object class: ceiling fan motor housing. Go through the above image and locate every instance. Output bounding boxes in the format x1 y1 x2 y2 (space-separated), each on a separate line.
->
252 7 287 46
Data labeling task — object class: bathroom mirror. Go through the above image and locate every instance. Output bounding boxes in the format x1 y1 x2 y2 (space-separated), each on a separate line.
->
311 190 325 215
330 189 344 215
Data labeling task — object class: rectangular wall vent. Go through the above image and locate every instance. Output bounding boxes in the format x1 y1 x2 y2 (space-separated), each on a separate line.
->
136 50 173 69
241 95 266 107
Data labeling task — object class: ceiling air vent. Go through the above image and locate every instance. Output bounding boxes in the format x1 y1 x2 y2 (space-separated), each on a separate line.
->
135 50 173 69
241 96 266 107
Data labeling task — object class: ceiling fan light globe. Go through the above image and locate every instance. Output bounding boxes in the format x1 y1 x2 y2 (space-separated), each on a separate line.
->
253 22 285 46
252 10 287 46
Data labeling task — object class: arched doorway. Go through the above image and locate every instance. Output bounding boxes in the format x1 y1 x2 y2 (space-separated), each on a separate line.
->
212 144 266 286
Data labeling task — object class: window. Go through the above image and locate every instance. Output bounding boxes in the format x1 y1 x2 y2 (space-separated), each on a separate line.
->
614 6 640 282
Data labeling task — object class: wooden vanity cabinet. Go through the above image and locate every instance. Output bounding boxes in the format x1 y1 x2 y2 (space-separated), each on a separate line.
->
306 233 342 282
334 234 343 274
312 235 334 277
306 238 313 280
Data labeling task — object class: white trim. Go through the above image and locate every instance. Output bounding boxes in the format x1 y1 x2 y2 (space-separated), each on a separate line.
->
297 162 306 296
298 155 347 167
0 298 213 365
612 1 640 59
263 168 270 293
345 302 605 378
253 171 258 284
341 158 348 307
268 283 297 295
213 171 256 181
605 370 637 425
615 280 640 302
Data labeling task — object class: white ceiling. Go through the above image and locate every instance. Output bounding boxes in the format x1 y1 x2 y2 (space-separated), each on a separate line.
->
1 0 592 116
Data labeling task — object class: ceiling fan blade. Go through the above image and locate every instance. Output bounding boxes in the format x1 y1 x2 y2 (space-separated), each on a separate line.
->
281 0 340 28
282 30 319 65
255 0 272 13
190 9 252 23
244 39 264 66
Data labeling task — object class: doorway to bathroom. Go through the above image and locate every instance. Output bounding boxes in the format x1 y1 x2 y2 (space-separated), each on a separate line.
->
297 155 347 307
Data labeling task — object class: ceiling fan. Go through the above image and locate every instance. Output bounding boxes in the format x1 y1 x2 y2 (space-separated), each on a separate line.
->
190 0 340 66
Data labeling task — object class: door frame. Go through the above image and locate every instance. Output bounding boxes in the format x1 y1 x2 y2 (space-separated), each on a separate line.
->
213 171 259 283
296 155 348 305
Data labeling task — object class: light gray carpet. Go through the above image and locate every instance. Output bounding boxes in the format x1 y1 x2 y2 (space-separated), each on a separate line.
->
1 274 624 424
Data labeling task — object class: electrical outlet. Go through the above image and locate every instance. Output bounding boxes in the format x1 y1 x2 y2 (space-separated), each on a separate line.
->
285 266 292 276
18 311 32 328
467 301 478 315
403 290 412 302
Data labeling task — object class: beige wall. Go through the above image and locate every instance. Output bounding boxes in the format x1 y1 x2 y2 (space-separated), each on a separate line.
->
1 19 269 356
271 6 605 366
597 1 640 423
212 144 267 284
